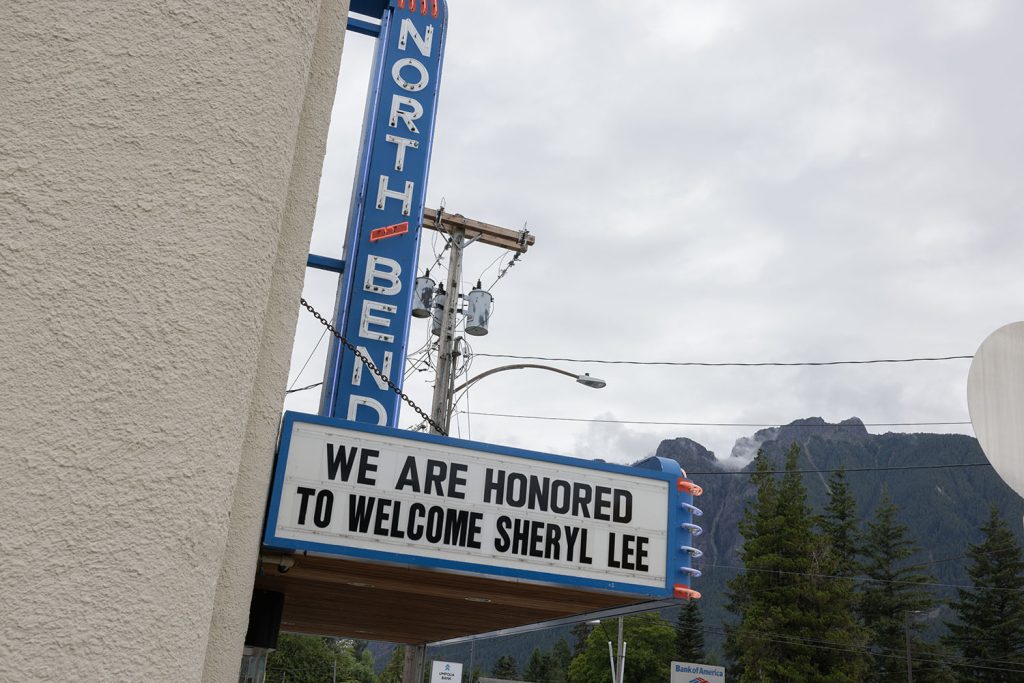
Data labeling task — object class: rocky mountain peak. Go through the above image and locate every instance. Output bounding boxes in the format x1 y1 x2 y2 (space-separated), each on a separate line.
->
765 416 870 447
652 437 719 472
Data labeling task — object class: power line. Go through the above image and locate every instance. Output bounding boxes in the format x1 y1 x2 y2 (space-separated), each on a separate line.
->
286 381 323 395
473 352 974 367
903 539 1024 572
462 410 972 429
687 462 990 475
705 562 1024 594
287 322 331 390
675 623 1024 674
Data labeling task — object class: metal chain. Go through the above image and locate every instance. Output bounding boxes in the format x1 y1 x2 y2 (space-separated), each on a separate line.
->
299 298 447 435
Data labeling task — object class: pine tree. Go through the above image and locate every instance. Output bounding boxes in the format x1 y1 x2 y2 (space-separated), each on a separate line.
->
726 445 869 681
379 646 404 683
570 622 593 657
724 450 776 677
675 601 705 662
491 655 519 679
821 467 860 572
944 505 1024 679
524 649 552 682
550 637 572 683
859 491 943 682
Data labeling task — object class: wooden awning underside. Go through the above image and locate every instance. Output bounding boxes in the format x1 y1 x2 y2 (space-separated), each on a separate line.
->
254 553 657 644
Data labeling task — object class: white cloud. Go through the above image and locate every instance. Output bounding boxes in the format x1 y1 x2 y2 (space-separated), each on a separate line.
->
285 0 1023 470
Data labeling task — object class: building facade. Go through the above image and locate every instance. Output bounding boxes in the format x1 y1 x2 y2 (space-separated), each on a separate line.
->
0 1 347 679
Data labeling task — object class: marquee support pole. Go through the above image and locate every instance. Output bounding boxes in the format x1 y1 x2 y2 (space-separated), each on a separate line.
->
402 643 426 683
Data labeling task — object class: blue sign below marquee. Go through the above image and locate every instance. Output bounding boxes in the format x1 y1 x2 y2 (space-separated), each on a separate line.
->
264 412 702 599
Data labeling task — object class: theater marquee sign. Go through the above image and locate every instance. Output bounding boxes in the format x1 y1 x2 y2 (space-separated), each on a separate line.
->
264 412 697 597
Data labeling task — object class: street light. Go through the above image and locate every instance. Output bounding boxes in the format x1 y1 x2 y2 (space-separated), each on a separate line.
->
434 363 606 434
452 364 608 393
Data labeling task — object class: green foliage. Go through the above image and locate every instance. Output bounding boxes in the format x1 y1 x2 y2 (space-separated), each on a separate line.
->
524 649 553 682
567 614 676 683
675 601 705 662
266 634 376 683
725 446 869 681
379 646 404 683
676 430 1024 659
549 638 572 682
569 622 593 657
820 467 860 572
517 643 569 683
858 491 944 682
944 505 1024 680
490 654 519 679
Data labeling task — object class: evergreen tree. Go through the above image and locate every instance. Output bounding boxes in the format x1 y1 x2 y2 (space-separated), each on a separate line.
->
569 622 593 657
350 639 369 661
726 445 869 681
675 601 705 662
944 505 1024 679
724 450 778 677
821 466 860 572
859 491 944 682
491 655 519 679
524 649 552 682
379 646 405 683
550 637 572 682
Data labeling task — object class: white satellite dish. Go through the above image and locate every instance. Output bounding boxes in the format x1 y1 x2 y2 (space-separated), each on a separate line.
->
967 321 1024 499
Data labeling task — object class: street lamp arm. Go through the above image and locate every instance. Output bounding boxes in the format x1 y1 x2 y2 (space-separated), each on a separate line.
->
452 364 580 394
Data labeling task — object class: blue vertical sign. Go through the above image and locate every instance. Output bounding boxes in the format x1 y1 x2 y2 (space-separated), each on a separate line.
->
321 0 448 425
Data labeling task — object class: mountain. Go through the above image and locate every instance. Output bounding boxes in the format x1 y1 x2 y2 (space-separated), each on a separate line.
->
656 417 1024 653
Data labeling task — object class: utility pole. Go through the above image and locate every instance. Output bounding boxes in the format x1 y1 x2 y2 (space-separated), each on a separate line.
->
428 224 465 434
402 208 532 683
616 616 626 683
420 208 534 434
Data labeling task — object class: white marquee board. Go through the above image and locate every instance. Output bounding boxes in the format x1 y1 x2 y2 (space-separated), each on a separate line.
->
263 413 691 597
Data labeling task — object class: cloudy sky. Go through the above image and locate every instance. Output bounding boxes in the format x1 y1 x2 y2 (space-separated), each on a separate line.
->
285 0 1024 467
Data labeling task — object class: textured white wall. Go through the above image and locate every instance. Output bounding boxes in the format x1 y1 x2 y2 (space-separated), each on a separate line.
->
0 1 345 681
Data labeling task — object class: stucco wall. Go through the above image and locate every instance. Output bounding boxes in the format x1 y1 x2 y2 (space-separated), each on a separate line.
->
0 1 345 680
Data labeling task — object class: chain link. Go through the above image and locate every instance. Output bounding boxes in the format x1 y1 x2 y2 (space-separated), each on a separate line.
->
300 298 447 436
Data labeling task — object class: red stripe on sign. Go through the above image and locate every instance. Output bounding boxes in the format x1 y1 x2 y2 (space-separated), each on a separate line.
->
420 0 428 14
369 221 410 242
431 0 438 18
397 0 404 7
